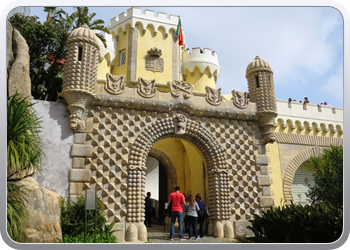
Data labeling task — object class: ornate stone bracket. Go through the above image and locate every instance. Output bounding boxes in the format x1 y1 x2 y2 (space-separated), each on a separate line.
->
137 77 157 98
167 80 193 99
62 90 93 133
257 111 277 144
67 104 86 132
105 73 125 95
232 90 249 109
205 86 223 106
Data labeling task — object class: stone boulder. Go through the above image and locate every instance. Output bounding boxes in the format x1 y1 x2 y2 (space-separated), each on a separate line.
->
11 177 62 243
7 19 31 99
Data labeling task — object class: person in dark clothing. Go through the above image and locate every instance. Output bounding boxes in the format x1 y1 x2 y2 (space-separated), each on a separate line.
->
145 192 153 227
195 193 206 238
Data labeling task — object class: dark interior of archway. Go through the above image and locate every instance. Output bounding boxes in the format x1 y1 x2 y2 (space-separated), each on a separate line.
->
156 161 168 224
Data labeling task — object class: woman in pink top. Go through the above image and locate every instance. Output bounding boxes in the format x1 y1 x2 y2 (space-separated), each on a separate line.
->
168 186 186 241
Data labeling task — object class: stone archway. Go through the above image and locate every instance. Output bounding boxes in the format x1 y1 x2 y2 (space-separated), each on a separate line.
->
283 147 321 203
125 114 231 241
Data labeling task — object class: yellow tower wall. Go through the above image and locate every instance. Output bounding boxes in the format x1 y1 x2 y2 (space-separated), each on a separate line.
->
136 25 175 83
184 67 216 93
111 26 129 77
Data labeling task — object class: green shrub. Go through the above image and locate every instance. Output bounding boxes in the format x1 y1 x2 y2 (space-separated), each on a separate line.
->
7 184 28 242
247 202 343 243
60 195 118 242
7 92 45 178
59 222 118 243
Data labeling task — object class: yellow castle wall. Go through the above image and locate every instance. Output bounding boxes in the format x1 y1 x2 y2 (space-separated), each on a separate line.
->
111 26 129 77
135 26 174 83
266 142 284 206
184 67 216 93
153 138 206 199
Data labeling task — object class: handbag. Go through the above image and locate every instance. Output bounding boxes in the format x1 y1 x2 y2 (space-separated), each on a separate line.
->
167 201 172 217
204 205 210 218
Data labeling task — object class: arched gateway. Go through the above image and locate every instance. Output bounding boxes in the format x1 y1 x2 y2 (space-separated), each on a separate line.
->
126 115 230 238
62 21 277 242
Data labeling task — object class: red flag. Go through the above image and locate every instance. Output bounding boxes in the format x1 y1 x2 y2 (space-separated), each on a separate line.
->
176 18 184 46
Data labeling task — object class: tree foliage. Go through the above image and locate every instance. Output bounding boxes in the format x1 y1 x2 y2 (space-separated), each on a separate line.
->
9 13 67 101
306 145 343 208
73 7 110 48
8 7 109 101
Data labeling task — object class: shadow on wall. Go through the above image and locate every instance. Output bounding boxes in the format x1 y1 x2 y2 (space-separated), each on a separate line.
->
48 101 72 141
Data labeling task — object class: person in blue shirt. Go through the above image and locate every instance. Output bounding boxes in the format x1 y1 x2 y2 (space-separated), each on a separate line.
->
195 193 206 238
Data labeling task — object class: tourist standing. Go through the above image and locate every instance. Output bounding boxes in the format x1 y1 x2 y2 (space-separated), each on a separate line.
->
185 194 200 240
195 193 206 238
144 192 153 227
168 186 186 241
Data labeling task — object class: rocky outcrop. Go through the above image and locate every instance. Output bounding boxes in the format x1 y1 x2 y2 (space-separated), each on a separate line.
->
7 19 31 99
6 20 62 243
11 177 62 243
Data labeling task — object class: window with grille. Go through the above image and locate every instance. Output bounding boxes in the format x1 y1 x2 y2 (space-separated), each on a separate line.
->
118 50 126 66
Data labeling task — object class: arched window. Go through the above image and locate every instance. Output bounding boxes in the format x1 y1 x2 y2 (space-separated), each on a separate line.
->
291 162 315 205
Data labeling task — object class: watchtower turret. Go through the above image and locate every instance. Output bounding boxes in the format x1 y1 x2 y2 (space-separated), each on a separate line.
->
246 55 277 144
62 24 100 132
182 47 220 93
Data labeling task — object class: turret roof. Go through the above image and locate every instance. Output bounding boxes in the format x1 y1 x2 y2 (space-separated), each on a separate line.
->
246 56 273 75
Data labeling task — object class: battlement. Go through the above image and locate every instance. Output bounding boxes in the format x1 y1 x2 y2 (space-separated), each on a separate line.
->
108 7 179 35
275 99 343 134
182 47 220 77
182 47 219 60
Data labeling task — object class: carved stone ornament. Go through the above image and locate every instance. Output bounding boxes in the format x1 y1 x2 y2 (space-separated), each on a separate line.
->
232 90 249 109
174 114 187 134
137 77 157 98
206 86 223 106
67 104 86 132
105 73 125 95
145 47 164 72
167 80 194 99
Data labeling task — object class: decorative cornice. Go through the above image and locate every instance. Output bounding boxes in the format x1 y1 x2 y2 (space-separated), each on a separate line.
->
273 132 343 146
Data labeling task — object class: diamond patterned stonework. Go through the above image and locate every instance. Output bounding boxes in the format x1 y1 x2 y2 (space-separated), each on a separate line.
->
62 24 276 242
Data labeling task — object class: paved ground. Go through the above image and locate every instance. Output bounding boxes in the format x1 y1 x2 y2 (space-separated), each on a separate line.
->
145 225 238 244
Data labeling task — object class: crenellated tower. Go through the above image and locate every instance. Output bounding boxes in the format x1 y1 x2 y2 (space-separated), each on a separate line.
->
182 47 220 93
246 55 277 144
103 7 181 84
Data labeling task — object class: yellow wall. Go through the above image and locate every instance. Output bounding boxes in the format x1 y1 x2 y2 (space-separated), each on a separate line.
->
184 67 216 93
153 138 206 199
97 55 110 81
111 26 129 77
266 142 284 206
135 25 174 83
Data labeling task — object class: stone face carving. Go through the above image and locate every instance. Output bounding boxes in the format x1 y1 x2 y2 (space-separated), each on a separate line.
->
174 114 187 134
145 47 164 72
168 80 194 98
105 73 125 95
232 90 249 109
137 77 157 98
205 86 223 106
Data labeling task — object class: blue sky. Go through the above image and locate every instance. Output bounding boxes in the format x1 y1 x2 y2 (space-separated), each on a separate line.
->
16 5 347 108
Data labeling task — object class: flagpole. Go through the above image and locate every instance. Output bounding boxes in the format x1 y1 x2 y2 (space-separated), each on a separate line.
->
177 16 183 81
